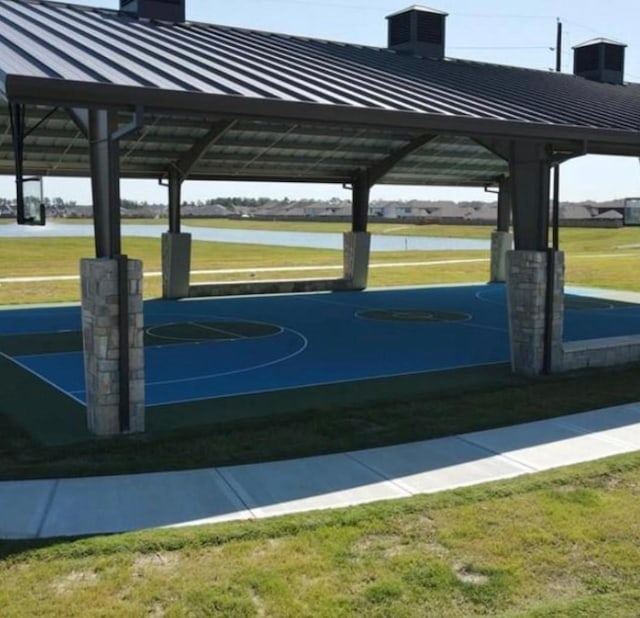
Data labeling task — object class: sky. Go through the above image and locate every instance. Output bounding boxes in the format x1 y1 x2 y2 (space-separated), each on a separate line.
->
3 0 640 204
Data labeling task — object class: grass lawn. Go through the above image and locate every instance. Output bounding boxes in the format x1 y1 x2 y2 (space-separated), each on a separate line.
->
2 220 640 615
1 220 639 304
1 452 640 616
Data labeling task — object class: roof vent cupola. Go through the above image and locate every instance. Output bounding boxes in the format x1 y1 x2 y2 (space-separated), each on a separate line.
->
573 38 626 85
386 5 448 59
120 0 186 22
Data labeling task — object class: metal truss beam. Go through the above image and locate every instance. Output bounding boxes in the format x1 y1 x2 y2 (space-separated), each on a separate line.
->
365 133 436 186
170 119 235 180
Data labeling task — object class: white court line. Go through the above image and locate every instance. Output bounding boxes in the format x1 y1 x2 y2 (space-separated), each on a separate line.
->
0 351 84 406
145 324 214 343
143 327 308 388
148 360 508 408
297 290 509 337
475 288 506 306
145 320 285 344
17 348 83 360
146 320 247 342
298 288 500 331
457 320 509 335
70 318 300 397
192 321 247 339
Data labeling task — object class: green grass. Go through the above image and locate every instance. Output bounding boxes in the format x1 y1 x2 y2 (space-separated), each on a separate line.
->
0 235 346 304
183 217 492 237
1 221 639 307
3 361 640 481
2 452 640 616
2 220 640 615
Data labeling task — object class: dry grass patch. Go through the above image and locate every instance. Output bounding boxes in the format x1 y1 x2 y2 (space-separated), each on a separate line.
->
2 454 640 616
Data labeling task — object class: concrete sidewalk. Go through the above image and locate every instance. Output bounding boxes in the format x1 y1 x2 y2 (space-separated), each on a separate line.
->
2 403 640 540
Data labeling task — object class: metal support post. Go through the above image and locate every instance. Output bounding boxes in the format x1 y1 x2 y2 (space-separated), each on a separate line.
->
89 110 122 258
9 104 26 224
497 175 511 232
168 166 182 234
352 169 370 233
509 142 552 250
88 109 129 432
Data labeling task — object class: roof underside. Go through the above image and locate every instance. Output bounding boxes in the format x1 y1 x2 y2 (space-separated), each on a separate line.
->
0 0 639 186
0 107 508 185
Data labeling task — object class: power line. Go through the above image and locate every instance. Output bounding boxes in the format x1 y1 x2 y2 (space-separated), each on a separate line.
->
450 46 553 51
234 1 638 79
453 13 556 20
237 0 558 20
562 18 629 44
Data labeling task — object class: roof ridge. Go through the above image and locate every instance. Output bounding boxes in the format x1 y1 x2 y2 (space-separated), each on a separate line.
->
7 0 635 86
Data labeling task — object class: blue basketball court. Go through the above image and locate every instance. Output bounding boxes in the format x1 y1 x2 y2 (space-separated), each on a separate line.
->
2 284 640 416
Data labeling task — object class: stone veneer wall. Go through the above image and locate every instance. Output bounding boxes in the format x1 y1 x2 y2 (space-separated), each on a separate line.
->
188 231 372 298
80 258 145 435
343 231 371 290
506 250 564 375
162 232 191 299
562 335 640 370
490 231 513 283
189 277 349 297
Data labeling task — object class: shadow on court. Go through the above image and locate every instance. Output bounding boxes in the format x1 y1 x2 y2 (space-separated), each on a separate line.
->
1 284 639 446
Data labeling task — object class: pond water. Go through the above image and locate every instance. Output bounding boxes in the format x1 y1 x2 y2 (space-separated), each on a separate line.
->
0 223 490 252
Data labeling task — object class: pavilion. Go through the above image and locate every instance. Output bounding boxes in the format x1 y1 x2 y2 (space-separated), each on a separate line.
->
1 0 640 434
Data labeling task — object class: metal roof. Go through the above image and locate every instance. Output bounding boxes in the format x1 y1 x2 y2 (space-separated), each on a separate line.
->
0 0 639 186
386 6 449 19
573 38 627 49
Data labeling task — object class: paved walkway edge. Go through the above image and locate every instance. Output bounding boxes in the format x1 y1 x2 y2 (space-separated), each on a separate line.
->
2 403 640 540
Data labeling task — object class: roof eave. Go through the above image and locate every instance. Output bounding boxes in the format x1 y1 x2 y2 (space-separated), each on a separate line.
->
6 75 640 156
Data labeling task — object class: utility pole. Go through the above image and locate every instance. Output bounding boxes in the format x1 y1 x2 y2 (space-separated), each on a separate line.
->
552 18 562 250
544 18 563 374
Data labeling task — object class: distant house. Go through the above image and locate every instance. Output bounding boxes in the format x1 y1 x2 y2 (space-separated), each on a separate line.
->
435 203 471 219
560 205 594 219
468 204 497 222
182 203 231 217
302 201 350 217
594 209 623 220
369 202 418 218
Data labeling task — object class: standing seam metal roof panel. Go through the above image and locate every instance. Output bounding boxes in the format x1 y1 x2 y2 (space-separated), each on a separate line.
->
10 2 212 90
189 27 511 116
50 2 361 103
6 2 262 94
0 0 639 136
221 28 543 119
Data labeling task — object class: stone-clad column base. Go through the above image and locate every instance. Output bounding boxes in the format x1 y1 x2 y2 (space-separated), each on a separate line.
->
343 231 371 290
80 258 145 436
506 250 564 376
490 231 513 283
162 232 191 299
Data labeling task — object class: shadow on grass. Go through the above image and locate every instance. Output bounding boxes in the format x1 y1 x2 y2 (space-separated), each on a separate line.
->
2 361 640 483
